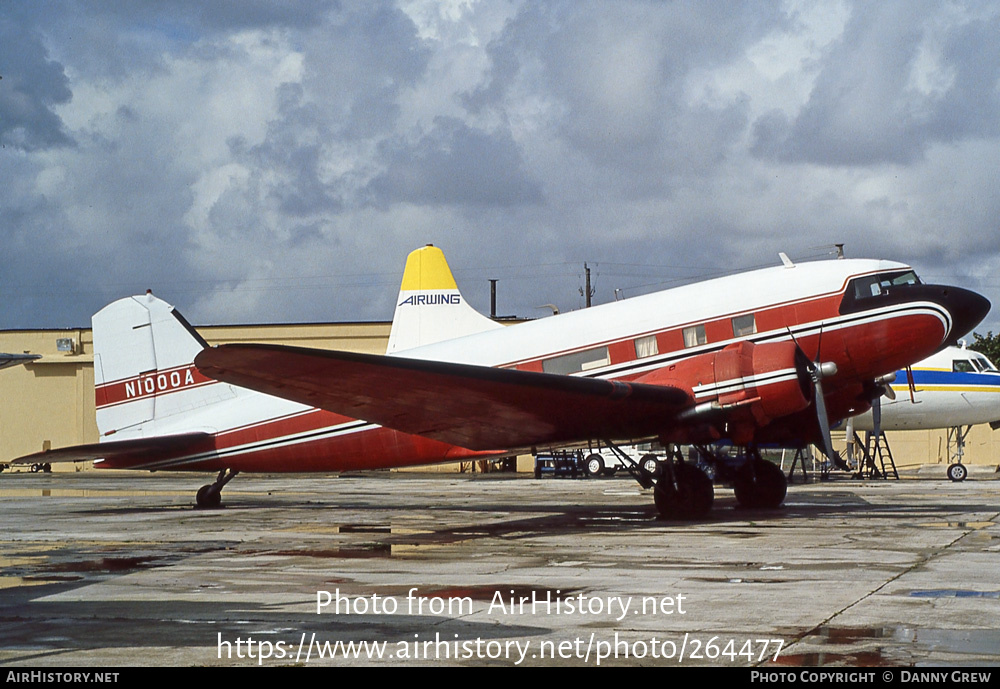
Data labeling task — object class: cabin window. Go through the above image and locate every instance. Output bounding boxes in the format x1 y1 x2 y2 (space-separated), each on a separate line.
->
953 359 976 373
732 314 756 338
682 325 706 348
542 346 610 375
634 335 658 359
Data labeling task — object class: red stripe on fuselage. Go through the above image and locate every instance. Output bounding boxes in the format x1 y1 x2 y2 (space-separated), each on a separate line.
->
96 364 216 409
96 407 494 472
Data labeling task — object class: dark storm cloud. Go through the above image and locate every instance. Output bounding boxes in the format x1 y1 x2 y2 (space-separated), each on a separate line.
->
752 2 1000 165
461 0 781 201
1 0 998 334
0 17 73 150
366 117 543 207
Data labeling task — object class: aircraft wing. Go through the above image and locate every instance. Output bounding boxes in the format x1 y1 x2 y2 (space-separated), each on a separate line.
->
195 344 693 450
14 433 215 468
0 353 40 371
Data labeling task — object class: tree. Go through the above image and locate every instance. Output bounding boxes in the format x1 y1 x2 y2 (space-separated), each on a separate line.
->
968 331 1000 365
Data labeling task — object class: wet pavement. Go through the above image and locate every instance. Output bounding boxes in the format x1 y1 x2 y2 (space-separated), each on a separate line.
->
0 469 998 667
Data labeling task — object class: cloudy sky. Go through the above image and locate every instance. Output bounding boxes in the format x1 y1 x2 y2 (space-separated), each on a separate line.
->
2 0 999 337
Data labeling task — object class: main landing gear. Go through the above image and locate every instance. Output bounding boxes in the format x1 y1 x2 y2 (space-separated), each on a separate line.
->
601 440 714 520
653 461 715 520
694 445 787 510
196 469 239 509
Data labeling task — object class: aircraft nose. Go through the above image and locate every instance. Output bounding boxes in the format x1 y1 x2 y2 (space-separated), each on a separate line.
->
933 285 991 345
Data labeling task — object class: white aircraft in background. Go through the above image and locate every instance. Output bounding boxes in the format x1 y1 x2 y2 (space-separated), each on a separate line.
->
17 246 990 518
847 344 1000 481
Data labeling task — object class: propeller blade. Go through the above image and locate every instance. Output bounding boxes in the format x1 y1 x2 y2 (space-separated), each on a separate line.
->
811 370 837 460
790 326 838 460
871 392 882 439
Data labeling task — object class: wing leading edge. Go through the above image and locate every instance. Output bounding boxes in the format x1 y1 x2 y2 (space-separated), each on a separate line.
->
194 344 693 451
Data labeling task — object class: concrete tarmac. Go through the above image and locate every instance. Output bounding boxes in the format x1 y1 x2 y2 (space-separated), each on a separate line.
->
0 468 998 667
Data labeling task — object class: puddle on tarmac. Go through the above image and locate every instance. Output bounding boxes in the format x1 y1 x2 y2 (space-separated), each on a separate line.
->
37 556 161 573
414 585 581 602
908 589 1000 599
268 544 393 559
338 524 392 534
276 524 425 536
776 650 891 666
2 555 161 588
0 489 185 498
779 625 1000 664
918 521 995 529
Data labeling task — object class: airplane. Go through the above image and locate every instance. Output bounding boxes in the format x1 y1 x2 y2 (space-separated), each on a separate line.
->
0 353 40 371
845 344 1000 481
15 246 990 519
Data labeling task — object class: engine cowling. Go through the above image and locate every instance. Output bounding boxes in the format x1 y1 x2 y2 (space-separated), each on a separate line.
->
635 341 812 444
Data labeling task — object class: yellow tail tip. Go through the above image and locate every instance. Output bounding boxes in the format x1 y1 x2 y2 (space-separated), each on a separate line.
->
399 245 458 291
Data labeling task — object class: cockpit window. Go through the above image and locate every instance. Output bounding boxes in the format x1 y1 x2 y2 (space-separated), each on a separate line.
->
886 270 921 287
953 359 976 373
851 271 921 300
974 356 997 372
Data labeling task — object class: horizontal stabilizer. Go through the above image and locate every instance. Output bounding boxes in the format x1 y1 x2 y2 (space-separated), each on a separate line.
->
195 344 693 450
14 433 215 469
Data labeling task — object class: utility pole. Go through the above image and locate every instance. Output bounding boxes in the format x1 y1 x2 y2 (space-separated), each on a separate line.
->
582 262 593 307
489 279 498 319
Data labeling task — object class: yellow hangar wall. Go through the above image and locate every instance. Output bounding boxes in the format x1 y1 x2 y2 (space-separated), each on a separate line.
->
1 323 998 471
0 321 390 469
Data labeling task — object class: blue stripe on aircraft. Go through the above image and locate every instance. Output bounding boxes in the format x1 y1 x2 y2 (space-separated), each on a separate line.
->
897 368 1000 388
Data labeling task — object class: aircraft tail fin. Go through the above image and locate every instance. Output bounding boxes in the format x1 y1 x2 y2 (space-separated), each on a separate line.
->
93 292 235 439
386 245 502 353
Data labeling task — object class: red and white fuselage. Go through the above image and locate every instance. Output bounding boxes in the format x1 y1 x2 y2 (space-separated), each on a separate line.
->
67 250 989 472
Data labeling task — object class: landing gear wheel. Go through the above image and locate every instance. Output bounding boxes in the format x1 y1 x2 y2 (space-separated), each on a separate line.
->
641 454 661 478
585 454 605 477
947 463 968 482
734 459 787 509
653 463 714 519
196 484 222 509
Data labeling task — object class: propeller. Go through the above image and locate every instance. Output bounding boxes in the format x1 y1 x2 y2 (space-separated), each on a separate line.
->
789 328 838 460
866 372 898 466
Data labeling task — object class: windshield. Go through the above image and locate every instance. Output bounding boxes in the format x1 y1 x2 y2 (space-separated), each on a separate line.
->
851 270 922 299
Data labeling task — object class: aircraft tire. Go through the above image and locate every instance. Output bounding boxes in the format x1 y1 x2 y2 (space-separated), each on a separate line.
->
947 463 968 482
196 484 222 509
734 459 787 509
653 463 713 519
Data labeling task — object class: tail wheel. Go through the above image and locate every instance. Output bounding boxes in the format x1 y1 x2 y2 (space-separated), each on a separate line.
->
196 484 222 509
653 463 714 519
734 458 787 509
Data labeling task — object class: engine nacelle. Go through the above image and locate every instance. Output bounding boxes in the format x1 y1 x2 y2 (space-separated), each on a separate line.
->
636 341 811 444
